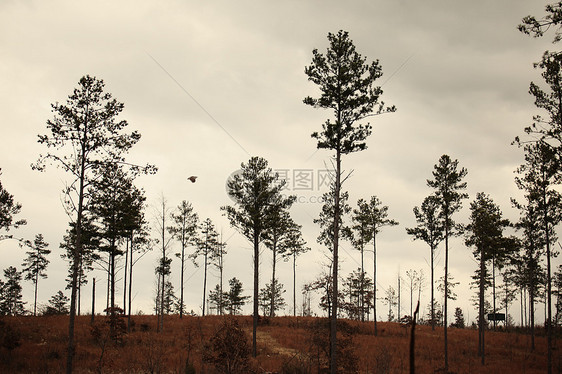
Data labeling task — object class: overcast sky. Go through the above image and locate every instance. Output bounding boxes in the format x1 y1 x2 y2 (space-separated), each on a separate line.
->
0 0 556 322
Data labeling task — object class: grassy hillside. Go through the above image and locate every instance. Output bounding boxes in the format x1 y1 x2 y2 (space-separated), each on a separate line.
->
0 314 551 373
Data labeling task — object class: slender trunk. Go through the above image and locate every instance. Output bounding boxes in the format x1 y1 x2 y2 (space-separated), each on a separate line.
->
77 274 81 317
361 245 365 322
271 238 277 317
410 301 420 374
520 287 524 328
330 148 341 374
478 246 485 365
373 231 378 336
523 290 529 327
492 256 497 331
531 284 536 350
444 212 449 372
160 201 166 332
110 238 116 338
202 249 208 317
293 253 297 317
180 226 185 319
410 278 413 318
66 122 88 374
504 276 509 329
91 278 95 325
123 238 128 316
397 273 401 320
252 225 259 357
106 254 110 313
545 210 553 374
219 234 224 316
34 266 39 316
128 232 133 332
431 245 435 331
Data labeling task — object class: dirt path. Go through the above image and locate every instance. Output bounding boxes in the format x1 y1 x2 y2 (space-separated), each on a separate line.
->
247 328 301 357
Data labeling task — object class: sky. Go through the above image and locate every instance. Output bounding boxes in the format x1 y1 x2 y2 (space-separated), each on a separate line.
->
0 0 557 323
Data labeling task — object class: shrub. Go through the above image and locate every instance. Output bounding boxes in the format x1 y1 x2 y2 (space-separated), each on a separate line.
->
202 318 251 374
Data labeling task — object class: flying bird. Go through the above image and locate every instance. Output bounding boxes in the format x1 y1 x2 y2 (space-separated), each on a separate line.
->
188 176 198 183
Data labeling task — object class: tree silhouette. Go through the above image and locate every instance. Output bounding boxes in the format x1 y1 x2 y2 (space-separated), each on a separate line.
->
519 2 562 43
406 195 444 330
259 279 286 316
224 277 250 315
0 168 26 240
21 234 50 316
352 196 398 335
0 266 25 316
60 215 100 316
263 210 291 317
264 210 309 317
222 156 293 356
465 192 510 364
426 154 468 372
33 75 155 373
89 163 139 332
304 30 394 372
515 142 562 362
192 218 220 317
46 290 70 315
169 201 199 318
154 195 173 331
281 221 310 317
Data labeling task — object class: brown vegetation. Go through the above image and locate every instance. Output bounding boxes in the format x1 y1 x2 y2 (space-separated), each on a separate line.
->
0 314 554 373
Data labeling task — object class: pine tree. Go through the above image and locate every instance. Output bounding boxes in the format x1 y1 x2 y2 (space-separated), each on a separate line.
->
426 155 468 371
281 221 309 317
465 193 510 364
0 168 26 240
0 266 25 316
352 196 398 334
33 75 156 373
192 218 220 317
406 195 444 330
259 279 286 316
222 156 294 356
452 307 465 329
304 30 394 373
46 291 70 315
224 277 250 315
168 200 198 318
21 233 50 316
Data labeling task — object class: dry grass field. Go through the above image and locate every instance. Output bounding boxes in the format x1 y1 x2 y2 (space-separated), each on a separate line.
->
0 314 554 373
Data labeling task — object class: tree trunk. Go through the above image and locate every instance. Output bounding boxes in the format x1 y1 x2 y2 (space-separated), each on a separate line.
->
160 202 166 333
252 225 259 357
431 245 435 331
127 232 133 332
492 256 497 331
531 284 535 351
202 249 208 317
373 231 378 336
180 227 185 319
444 212 449 372
34 266 38 316
123 238 128 316
361 246 365 322
293 253 297 317
271 239 277 317
219 237 224 316
330 148 341 374
544 201 553 374
91 277 95 325
478 246 485 365
66 126 88 374
397 274 401 320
